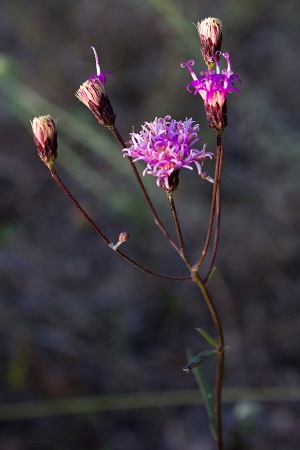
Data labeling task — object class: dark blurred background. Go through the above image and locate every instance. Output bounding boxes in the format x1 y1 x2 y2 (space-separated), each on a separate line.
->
0 0 299 449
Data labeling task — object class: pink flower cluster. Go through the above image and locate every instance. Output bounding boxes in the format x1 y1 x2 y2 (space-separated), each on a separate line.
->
123 116 212 189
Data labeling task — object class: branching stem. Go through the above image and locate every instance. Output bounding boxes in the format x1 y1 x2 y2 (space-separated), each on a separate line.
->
194 133 224 271
49 167 190 282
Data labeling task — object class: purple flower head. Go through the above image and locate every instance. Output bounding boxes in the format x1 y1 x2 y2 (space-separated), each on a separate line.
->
89 46 113 85
182 52 240 107
123 116 213 191
181 52 240 133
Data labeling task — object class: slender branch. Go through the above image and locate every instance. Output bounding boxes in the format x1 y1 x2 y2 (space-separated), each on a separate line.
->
193 133 224 271
50 167 111 245
167 192 191 266
204 134 224 282
49 167 191 282
110 126 181 255
204 184 221 283
191 271 224 450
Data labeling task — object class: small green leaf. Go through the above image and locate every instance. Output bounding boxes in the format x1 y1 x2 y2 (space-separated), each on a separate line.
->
196 328 218 348
183 349 217 373
187 349 216 439
206 266 217 284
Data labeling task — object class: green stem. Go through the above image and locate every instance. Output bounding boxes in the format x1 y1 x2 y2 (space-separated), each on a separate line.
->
191 271 224 450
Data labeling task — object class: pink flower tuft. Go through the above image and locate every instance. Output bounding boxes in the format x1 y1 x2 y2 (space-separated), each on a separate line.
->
123 116 212 190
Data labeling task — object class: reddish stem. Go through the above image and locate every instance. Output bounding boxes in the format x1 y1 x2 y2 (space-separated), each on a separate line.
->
49 167 191 282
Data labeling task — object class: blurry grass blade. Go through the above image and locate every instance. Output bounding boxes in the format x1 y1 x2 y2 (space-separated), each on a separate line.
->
183 349 217 373
196 328 218 348
187 349 216 439
140 0 194 50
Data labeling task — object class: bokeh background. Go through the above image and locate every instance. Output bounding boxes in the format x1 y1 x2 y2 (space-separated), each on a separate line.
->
0 0 300 449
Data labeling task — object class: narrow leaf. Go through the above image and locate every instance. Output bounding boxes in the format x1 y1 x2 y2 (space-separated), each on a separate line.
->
187 349 216 439
206 266 217 284
183 349 217 373
196 328 218 348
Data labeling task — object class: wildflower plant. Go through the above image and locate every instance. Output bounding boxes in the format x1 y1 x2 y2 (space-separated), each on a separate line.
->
31 17 240 450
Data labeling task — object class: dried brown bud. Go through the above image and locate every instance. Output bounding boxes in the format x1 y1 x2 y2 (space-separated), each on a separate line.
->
196 17 222 68
75 77 116 128
31 115 58 168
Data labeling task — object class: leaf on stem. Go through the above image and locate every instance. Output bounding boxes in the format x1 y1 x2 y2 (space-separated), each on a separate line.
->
196 328 218 348
187 349 216 439
183 349 217 373
206 265 217 284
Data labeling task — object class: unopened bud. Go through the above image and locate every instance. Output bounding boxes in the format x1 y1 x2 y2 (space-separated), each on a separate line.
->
31 115 58 168
76 77 116 127
196 18 222 69
76 47 116 128
110 231 129 250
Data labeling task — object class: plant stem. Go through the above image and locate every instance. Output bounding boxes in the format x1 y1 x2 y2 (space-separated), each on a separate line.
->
110 126 181 255
50 167 111 245
194 133 224 271
49 167 191 281
191 271 224 450
167 192 191 266
204 185 221 283
204 134 224 282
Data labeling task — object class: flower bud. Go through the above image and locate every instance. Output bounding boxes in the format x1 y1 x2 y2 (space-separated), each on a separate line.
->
76 47 116 128
110 231 129 250
31 115 58 168
76 77 116 128
118 231 129 244
196 17 222 69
